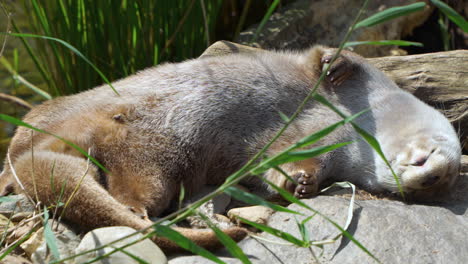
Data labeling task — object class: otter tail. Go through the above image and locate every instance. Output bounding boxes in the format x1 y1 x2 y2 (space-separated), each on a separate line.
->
153 226 247 253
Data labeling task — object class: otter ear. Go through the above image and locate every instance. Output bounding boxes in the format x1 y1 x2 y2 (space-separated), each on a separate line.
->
302 46 356 87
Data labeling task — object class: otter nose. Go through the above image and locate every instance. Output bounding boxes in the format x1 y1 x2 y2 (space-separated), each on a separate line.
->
421 175 440 188
410 149 435 167
411 155 428 166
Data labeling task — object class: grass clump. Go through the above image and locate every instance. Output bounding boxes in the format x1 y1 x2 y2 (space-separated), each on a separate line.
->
10 0 224 97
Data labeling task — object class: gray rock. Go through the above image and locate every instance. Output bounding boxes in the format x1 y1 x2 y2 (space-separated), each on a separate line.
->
74 226 167 264
1 255 33 264
238 0 432 57
31 220 81 264
185 186 233 229
170 174 468 264
227 205 274 225
0 194 35 216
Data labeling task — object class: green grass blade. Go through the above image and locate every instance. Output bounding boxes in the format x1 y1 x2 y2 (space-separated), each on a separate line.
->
296 217 310 242
4 33 119 96
0 57 52 100
0 196 15 202
355 2 426 28
316 211 380 263
251 0 280 42
299 214 317 242
10 20 56 95
0 229 33 260
438 15 451 50
292 122 343 150
292 108 368 150
278 111 290 123
251 106 368 175
352 124 404 199
153 225 225 264
320 182 356 240
0 114 108 173
254 142 353 174
43 208 61 260
313 94 353 119
263 178 381 263
344 40 423 48
430 0 468 32
198 213 251 264
110 246 149 264
224 186 302 215
237 216 306 247
178 183 186 210
262 178 313 211
313 93 404 198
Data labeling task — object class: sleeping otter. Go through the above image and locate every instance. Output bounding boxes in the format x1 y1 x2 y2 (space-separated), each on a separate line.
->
0 45 461 252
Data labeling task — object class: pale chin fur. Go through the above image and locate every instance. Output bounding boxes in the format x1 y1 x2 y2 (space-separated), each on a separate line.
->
373 111 461 195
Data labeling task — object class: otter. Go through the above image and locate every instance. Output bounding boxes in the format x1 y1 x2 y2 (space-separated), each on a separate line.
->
0 46 461 252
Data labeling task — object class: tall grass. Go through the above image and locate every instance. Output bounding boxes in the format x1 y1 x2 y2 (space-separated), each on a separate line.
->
15 0 223 96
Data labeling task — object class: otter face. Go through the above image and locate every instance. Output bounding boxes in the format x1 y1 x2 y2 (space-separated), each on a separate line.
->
372 94 461 197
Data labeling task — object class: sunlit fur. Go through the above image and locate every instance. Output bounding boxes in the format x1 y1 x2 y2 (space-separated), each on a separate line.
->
0 46 461 252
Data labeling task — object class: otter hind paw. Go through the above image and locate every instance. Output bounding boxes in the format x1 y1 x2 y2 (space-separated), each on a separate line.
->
321 51 354 87
286 171 319 199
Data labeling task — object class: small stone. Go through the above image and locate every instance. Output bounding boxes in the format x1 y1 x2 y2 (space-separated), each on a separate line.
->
0 194 35 215
0 255 33 264
20 227 44 257
11 212 33 222
213 214 231 224
185 186 234 229
74 226 167 264
228 205 274 225
461 155 468 173
0 213 13 231
188 186 232 214
32 220 81 264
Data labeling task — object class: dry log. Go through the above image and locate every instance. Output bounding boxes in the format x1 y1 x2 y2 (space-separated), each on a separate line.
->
202 41 468 151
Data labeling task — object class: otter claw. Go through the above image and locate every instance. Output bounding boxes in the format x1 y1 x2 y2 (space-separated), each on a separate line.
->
321 54 333 64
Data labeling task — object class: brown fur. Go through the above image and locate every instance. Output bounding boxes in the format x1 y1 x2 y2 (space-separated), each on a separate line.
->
0 46 461 253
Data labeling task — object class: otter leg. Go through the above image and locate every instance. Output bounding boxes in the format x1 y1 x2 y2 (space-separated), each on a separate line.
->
11 151 247 253
11 150 153 230
321 50 355 87
11 150 246 252
264 158 320 199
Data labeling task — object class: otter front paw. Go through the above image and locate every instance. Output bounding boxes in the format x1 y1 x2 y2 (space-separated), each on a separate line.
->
285 171 319 199
128 206 150 221
321 51 354 87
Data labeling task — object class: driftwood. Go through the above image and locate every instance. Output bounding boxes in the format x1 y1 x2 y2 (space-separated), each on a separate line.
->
202 41 468 150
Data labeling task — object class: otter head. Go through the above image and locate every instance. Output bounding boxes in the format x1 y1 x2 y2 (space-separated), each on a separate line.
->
372 92 461 198
315 47 461 199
